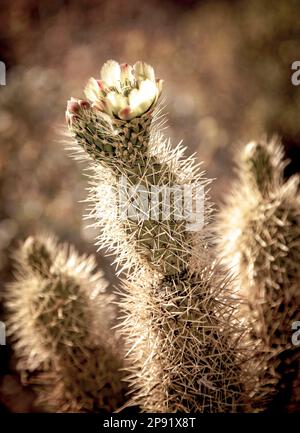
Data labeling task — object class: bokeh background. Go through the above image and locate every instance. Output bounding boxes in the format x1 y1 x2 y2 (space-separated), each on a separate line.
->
0 0 299 412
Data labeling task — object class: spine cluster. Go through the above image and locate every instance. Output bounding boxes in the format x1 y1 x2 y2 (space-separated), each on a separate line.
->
217 138 300 411
6 235 126 412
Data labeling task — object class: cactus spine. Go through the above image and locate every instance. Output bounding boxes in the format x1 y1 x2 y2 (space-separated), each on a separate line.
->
66 60 251 412
6 235 126 412
217 138 300 411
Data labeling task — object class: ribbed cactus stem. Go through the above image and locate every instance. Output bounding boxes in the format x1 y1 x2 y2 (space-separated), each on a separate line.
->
121 264 249 412
70 104 188 276
217 137 300 411
66 60 251 412
6 235 126 412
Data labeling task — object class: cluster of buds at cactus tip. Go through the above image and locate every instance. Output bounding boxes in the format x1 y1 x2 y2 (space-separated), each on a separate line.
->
6 235 127 412
217 137 300 412
65 60 252 412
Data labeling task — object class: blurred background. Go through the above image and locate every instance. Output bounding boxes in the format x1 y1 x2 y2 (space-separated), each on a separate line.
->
0 0 299 412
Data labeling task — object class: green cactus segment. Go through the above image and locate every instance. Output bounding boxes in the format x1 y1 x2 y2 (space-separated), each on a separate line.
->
217 138 300 411
121 266 248 412
33 276 91 353
69 103 200 276
66 61 249 412
72 109 118 161
70 106 152 164
6 235 126 412
112 114 152 163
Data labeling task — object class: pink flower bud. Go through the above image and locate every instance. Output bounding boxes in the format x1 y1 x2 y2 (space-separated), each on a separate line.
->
79 100 90 109
67 98 80 114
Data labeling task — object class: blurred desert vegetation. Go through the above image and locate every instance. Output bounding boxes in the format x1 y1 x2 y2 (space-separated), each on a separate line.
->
0 0 299 412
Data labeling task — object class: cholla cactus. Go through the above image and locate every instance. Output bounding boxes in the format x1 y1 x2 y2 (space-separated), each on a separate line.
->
66 60 251 412
6 235 126 412
217 137 300 411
